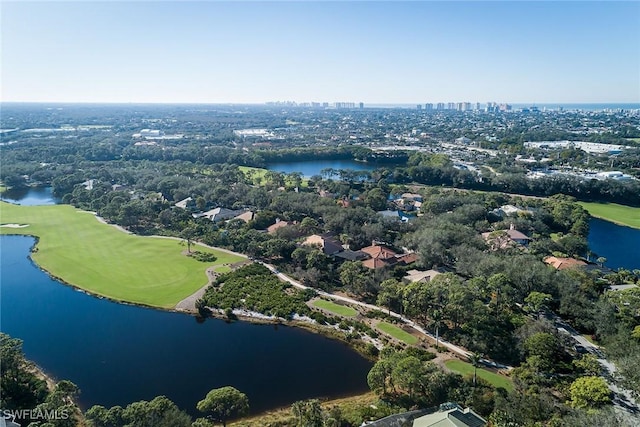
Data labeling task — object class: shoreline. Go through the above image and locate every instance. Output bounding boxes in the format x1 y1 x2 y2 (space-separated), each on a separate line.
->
588 212 640 230
1 231 380 361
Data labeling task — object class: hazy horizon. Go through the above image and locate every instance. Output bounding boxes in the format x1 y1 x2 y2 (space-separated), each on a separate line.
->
2 1 639 104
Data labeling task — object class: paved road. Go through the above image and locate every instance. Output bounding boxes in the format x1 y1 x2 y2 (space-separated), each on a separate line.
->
261 261 503 365
553 315 640 419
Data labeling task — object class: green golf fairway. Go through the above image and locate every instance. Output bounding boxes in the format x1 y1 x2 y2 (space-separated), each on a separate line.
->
0 202 244 308
577 202 640 229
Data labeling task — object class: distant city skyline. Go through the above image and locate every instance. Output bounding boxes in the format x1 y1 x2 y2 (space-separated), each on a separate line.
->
2 1 639 104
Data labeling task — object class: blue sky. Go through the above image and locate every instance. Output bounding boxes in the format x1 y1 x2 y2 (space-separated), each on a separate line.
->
2 1 639 104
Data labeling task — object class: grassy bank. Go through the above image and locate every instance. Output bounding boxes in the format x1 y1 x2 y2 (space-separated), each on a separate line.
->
230 392 378 427
0 202 244 308
377 322 418 345
312 299 358 317
578 202 640 229
444 360 513 391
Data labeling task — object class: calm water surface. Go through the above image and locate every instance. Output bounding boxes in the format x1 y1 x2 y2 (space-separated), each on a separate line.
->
587 218 640 270
0 188 372 415
267 159 377 178
1 186 60 205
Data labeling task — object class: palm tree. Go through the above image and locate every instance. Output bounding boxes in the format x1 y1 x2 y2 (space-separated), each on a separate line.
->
468 352 483 386
430 309 443 349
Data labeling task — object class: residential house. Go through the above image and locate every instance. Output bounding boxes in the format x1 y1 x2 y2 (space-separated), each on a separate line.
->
482 224 531 249
404 269 442 284
396 253 419 265
490 204 535 219
301 234 343 256
377 210 411 223
506 225 532 246
359 244 418 270
267 219 292 234
412 403 486 427
361 244 398 261
360 244 398 270
195 207 244 222
544 256 587 270
362 257 392 270
174 197 194 209
233 211 255 223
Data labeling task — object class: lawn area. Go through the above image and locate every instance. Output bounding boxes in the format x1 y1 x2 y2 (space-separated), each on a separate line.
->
239 166 268 183
312 299 357 317
377 321 418 345
0 202 245 308
578 202 640 229
445 360 513 391
239 165 309 188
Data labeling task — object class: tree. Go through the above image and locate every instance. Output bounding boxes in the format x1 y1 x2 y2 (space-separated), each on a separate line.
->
569 376 611 409
573 354 602 376
197 386 249 427
524 291 552 313
0 333 48 411
291 399 323 427
181 226 198 254
468 353 483 386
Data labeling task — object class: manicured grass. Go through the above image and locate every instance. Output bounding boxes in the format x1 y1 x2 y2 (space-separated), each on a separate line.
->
578 202 640 229
214 265 232 274
239 165 309 188
239 166 268 182
0 202 245 308
312 299 357 317
377 321 418 345
445 360 513 391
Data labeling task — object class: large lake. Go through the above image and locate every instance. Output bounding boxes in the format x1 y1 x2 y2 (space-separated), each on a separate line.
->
0 189 372 416
267 159 377 178
587 218 640 270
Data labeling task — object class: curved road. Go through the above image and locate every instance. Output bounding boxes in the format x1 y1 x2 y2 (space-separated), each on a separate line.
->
260 261 486 364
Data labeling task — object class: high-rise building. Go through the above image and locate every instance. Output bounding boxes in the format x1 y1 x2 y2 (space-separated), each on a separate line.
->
436 102 445 110
448 102 455 110
425 103 433 111
417 104 423 110
359 102 364 109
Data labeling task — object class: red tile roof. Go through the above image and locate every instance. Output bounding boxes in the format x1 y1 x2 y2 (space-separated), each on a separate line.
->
360 245 397 260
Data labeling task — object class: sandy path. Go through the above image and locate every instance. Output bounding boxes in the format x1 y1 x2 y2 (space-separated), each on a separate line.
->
175 266 218 312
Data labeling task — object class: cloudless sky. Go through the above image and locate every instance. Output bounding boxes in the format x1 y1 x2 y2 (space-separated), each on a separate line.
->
2 1 639 104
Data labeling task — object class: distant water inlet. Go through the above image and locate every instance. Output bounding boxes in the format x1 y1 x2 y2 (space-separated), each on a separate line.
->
1 186 60 206
587 218 640 270
266 159 377 179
